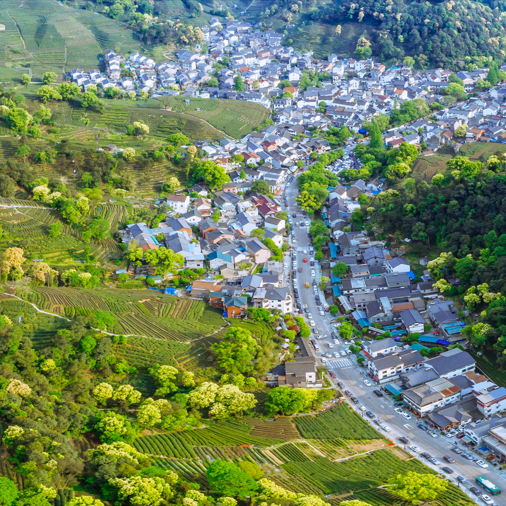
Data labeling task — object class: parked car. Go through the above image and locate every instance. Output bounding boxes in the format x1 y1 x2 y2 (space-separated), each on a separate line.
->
441 467 454 474
401 412 412 420
344 390 352 396
456 433 466 439
407 445 420 453
329 371 336 378
298 267 302 272
340 350 347 357
380 424 391 432
456 476 466 484
469 487 482 497
452 448 463 454
338 382 345 389
365 411 375 419
462 453 474 460
428 457 440 465
420 452 431 459
481 495 494 505
350 397 359 404
363 380 372 387
443 456 455 463
418 424 428 431
373 390 383 397
475 459 489 468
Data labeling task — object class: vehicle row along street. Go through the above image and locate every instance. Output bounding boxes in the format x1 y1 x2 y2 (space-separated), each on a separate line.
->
282 167 506 506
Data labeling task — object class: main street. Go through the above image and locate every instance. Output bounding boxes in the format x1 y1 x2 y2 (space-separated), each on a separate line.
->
282 174 506 506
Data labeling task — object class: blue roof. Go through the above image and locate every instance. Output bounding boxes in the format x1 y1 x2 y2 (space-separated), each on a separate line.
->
385 384 404 396
357 318 370 328
329 243 338 259
411 343 428 352
490 387 506 399
407 271 416 280
331 274 341 283
332 286 341 297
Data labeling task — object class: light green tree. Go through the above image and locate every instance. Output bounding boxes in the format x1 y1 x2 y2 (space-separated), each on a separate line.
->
92 382 114 405
109 476 173 506
389 471 448 504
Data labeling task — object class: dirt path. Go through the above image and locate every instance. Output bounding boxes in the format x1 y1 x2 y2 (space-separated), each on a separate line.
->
7 10 26 51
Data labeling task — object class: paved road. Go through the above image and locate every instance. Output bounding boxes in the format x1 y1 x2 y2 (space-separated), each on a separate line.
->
282 173 506 506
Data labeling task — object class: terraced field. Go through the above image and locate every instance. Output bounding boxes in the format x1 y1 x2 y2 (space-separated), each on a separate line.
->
159 97 270 138
24 288 225 342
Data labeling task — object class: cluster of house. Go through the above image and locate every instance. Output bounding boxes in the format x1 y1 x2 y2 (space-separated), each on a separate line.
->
327 230 466 342
65 17 506 168
361 338 506 437
120 187 294 314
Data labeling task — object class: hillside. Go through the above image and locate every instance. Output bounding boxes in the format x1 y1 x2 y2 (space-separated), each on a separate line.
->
303 0 506 67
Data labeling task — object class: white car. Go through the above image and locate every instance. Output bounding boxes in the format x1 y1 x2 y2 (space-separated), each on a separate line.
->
333 352 340 358
310 321 315 327
320 311 325 316
481 495 493 505
346 349 352 355
407 445 420 453
401 412 412 420
394 407 404 415
475 459 489 468
363 380 372 387
380 425 391 432
307 313 313 319
340 350 347 357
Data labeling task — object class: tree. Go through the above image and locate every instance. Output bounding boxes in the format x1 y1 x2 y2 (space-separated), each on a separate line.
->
150 365 179 396
57 82 80 100
37 85 62 103
240 169 246 179
80 91 100 109
21 74 31 86
251 180 270 194
206 460 258 500
42 72 57 85
0 477 18 506
332 262 348 277
237 461 263 480
123 147 136 161
161 177 181 193
454 124 467 138
192 160 230 189
7 108 31 132
0 174 16 197
234 74 245 91
68 498 105 506
1 247 26 279
212 209 221 223
265 387 317 415
403 56 415 68
329 305 339 315
389 471 448 504
92 382 114 405
211 327 259 375
89 216 110 240
296 191 322 213
137 403 162 427
335 25 342 35
368 122 383 150
109 476 172 506
112 384 141 405
167 133 189 147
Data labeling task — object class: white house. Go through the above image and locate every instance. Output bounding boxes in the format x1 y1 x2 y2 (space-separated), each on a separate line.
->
476 386 506 417
363 337 399 358
402 377 462 415
386 257 411 273
425 349 476 380
166 194 190 214
400 309 425 335
262 287 293 313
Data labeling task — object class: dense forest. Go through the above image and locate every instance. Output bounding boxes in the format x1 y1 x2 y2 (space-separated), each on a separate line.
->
310 0 506 67
368 153 506 361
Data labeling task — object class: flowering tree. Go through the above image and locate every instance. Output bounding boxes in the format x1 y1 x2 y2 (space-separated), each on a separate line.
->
92 383 114 405
109 476 173 506
6 379 31 397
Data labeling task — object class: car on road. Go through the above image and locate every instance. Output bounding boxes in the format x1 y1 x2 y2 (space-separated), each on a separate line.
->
365 411 375 419
420 452 431 459
399 437 410 444
350 397 359 404
394 407 404 415
303 257 307 262
373 390 383 397
344 390 352 396
428 457 440 465
475 459 488 468
380 424 391 432
428 431 438 438
322 353 333 358
304 307 309 313
456 476 466 484
338 382 345 389
320 311 325 316
307 313 312 318
481 495 494 505
298 267 302 272
417 423 428 431
363 380 372 387
441 467 454 474
456 433 466 439
462 453 474 460
329 371 336 379
333 352 340 358
300 221 304 226
310 321 315 327
443 456 455 463
401 412 412 420
292 214 296 218
407 445 420 453
316 300 322 306
452 448 462 454
340 350 347 357
469 487 482 497
310 261 315 266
